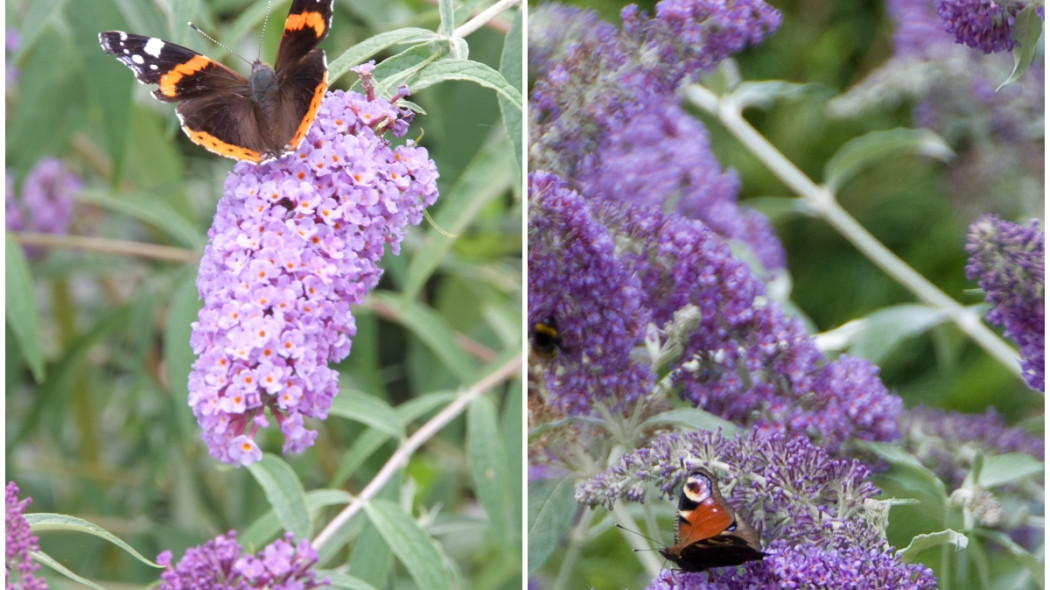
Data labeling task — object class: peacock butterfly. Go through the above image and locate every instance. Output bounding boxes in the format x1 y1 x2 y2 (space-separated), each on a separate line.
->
660 468 766 572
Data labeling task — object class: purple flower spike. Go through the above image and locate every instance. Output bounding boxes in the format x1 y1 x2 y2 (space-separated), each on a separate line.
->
936 0 1031 54
6 482 48 590
158 531 327 590
189 79 439 465
6 158 81 259
528 172 654 414
577 431 938 590
965 215 1044 391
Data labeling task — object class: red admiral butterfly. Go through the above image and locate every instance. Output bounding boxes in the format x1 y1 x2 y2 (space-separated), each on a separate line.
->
99 0 333 163
660 469 766 572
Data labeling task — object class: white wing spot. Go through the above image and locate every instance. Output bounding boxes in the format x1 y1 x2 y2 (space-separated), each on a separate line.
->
144 37 165 58
132 54 145 65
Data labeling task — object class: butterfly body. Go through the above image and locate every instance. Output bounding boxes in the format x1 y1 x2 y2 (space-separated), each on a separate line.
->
98 0 333 163
661 469 766 572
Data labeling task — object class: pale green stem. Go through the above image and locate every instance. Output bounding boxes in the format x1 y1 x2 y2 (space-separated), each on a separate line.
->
312 354 521 551
685 84 1020 376
453 0 521 39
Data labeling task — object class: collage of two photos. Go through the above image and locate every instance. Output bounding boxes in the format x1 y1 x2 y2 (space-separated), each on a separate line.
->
5 0 1044 589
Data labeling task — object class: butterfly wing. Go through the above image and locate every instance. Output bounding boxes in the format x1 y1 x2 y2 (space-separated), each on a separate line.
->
662 469 766 572
269 0 332 154
274 0 333 71
98 33 246 101
99 32 274 161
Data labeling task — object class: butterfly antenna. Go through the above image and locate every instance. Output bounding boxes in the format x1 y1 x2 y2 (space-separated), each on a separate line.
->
257 0 275 61
188 22 253 67
616 523 663 546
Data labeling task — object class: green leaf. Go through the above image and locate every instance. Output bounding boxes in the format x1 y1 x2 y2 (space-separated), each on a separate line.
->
843 304 948 363
858 441 948 502
317 570 380 590
164 269 201 427
999 5 1043 89
242 489 354 550
328 28 437 83
364 498 452 590
823 128 953 192
971 529 1044 583
332 392 458 487
329 391 405 439
12 0 65 58
5 236 45 382
498 8 523 183
527 476 577 574
78 189 205 250
32 551 109 590
468 396 512 548
26 513 161 568
437 0 456 37
641 408 742 435
896 529 968 562
731 80 815 111
247 454 312 539
402 138 514 299
412 59 522 111
369 292 476 382
973 453 1044 488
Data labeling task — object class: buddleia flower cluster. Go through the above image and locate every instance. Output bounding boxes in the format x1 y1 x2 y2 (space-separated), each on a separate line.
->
156 531 327 590
6 157 81 259
529 173 901 451
188 64 440 465
6 482 48 590
577 430 938 590
965 215 1044 391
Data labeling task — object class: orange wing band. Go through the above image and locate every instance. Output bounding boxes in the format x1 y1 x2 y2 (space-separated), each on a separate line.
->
159 55 215 98
284 11 328 38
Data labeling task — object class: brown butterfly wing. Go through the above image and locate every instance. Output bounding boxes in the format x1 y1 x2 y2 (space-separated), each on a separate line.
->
661 469 766 572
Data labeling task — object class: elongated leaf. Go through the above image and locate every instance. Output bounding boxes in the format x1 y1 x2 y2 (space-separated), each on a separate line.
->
846 304 948 363
412 59 522 110
364 498 452 590
823 128 953 192
242 489 354 549
641 408 741 435
32 551 109 590
974 453 1044 488
77 190 205 250
527 477 577 574
437 0 456 37
999 5 1043 89
318 570 380 590
164 269 201 426
369 292 476 382
6 235 45 382
402 139 513 299
498 8 522 181
468 397 511 548
330 391 405 438
27 513 160 567
896 529 967 562
247 454 312 539
328 28 437 82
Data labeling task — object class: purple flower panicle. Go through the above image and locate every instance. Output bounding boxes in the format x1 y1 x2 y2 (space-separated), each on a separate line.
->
157 531 327 590
6 482 48 590
6 158 80 259
189 68 439 465
965 215 1044 391
936 0 1031 53
900 405 1044 487
530 172 900 449
576 431 937 590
